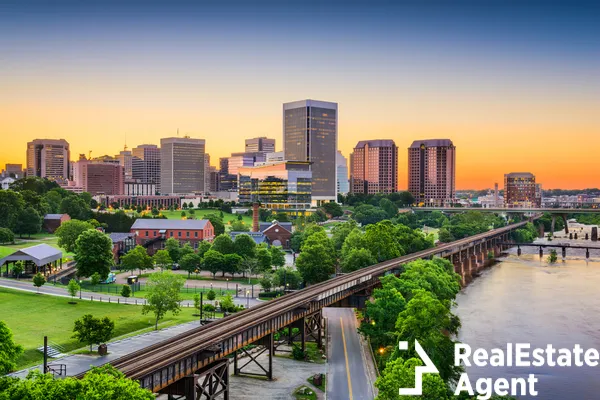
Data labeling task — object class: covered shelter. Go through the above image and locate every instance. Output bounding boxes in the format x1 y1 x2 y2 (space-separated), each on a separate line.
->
0 244 63 277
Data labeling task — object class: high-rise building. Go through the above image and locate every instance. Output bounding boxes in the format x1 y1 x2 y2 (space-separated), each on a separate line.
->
117 150 133 181
336 151 349 195
218 157 237 191
504 172 540 208
204 154 211 193
132 144 161 191
350 140 397 194
283 99 337 205
408 139 456 206
81 163 124 195
3 164 23 179
245 137 275 154
26 139 70 183
238 161 312 211
209 166 219 192
160 137 205 194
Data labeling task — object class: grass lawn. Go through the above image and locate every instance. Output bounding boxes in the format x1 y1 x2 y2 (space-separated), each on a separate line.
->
294 386 317 400
277 342 326 365
422 226 440 241
159 209 253 230
0 287 200 370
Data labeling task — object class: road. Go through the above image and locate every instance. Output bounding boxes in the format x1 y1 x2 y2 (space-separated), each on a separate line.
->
324 308 375 400
0 278 263 307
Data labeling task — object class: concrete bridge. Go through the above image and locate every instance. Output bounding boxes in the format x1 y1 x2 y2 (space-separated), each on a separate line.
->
82 221 530 399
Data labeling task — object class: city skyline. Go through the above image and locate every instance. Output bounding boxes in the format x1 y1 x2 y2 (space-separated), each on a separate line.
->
1 1 599 189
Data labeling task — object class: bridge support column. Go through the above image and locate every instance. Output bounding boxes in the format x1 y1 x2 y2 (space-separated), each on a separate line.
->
562 247 566 259
233 333 273 380
158 359 230 400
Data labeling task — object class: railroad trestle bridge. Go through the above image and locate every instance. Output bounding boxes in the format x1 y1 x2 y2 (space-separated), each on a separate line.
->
97 221 531 400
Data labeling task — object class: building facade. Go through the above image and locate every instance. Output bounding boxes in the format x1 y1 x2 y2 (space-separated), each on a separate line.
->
81 163 124 195
504 172 540 208
160 137 205 194
283 99 337 205
350 140 397 194
3 164 23 178
98 195 181 209
117 150 133 181
408 139 456 206
245 137 275 154
132 144 161 191
336 151 349 195
26 139 70 183
238 161 312 210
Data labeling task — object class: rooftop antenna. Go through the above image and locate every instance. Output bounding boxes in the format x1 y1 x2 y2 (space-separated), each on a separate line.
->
124 133 128 151
177 128 179 137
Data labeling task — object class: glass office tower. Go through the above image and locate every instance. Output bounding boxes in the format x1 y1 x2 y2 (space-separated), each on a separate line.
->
283 99 337 205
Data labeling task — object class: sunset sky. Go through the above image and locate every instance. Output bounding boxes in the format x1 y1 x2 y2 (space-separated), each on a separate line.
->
1 1 598 189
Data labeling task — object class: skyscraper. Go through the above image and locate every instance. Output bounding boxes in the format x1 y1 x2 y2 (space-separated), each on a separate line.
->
336 151 349 195
283 99 337 205
160 137 205 194
350 140 398 194
504 172 540 208
117 149 133 181
81 163 124 195
245 137 275 153
26 139 70 183
408 139 456 206
132 144 161 191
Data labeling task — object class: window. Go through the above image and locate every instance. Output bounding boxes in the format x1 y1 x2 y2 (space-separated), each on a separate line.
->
194 231 198 238
145 231 148 237
186 232 190 238
178 231 181 237
170 231 173 237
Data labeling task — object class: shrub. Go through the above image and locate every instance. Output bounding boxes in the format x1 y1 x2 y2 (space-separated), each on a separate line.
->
206 289 216 301
202 304 216 312
292 346 306 361
120 285 131 297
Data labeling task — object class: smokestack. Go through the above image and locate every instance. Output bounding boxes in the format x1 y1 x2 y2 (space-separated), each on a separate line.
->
252 203 259 232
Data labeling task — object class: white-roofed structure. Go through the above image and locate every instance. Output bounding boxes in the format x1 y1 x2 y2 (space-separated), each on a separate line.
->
0 244 64 277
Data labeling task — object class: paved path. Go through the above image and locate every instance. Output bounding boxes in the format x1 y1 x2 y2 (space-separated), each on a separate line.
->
324 308 375 400
9 320 208 379
0 278 262 308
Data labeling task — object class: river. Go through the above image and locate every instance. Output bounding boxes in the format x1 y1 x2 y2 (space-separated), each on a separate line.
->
455 239 600 399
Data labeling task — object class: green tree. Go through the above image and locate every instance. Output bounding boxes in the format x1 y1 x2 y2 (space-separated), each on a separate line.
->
165 237 181 263
0 227 15 244
0 190 25 231
120 245 152 274
341 228 367 259
322 202 343 218
375 357 450 400
204 213 225 236
120 285 131 297
223 253 243 276
152 249 173 271
179 252 201 277
15 206 42 238
90 272 101 286
206 289 216 301
60 195 91 220
44 190 63 213
179 242 195 260
202 249 224 278
32 272 45 293
220 293 236 312
331 220 359 251
72 314 115 352
255 247 272 272
352 204 388 225
230 220 249 231
142 271 185 330
212 234 234 254
259 274 273 292
0 320 24 374
241 257 259 282
548 249 558 264
12 261 24 279
274 211 290 222
55 219 94 252
273 267 302 290
341 248 376 272
233 233 256 259
74 229 114 279
197 240 212 258
379 198 399 219
296 232 336 285
438 228 455 243
269 245 286 268
364 221 402 262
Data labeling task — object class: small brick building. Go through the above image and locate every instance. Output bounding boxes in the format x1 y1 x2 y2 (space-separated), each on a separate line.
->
43 214 71 233
130 219 215 255
259 221 292 249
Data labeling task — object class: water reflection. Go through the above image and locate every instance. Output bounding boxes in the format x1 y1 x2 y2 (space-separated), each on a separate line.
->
455 244 600 399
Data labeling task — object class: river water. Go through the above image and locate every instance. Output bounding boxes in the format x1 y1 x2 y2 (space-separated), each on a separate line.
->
455 240 600 399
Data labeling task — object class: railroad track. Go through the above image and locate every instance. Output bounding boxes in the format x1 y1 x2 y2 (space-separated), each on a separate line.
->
102 221 528 380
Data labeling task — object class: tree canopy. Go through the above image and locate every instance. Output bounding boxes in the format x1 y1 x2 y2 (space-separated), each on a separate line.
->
74 229 114 279
142 271 185 330
55 219 94 253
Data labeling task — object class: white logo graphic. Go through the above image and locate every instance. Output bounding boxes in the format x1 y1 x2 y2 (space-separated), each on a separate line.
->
398 340 440 395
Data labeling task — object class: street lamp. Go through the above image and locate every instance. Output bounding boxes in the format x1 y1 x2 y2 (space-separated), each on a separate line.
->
79 280 82 299
226 278 229 291
246 290 250 308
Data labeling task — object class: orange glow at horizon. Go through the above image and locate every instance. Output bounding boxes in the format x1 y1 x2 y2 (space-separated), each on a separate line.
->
1 85 598 190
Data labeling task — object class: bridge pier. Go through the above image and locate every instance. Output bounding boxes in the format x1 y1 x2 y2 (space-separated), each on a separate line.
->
233 333 274 380
158 359 230 400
